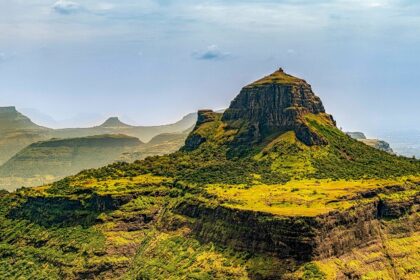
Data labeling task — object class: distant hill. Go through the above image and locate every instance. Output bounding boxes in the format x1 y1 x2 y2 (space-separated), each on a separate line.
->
99 117 134 128
0 109 197 165
347 132 394 153
0 134 142 191
120 131 190 162
53 113 197 143
0 107 52 164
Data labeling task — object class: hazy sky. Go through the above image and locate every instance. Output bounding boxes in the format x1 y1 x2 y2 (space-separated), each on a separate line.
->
0 0 419 133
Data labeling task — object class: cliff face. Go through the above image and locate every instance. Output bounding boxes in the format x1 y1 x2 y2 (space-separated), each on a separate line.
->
183 110 219 151
221 69 334 152
347 132 394 154
175 187 417 262
359 139 394 154
183 69 336 155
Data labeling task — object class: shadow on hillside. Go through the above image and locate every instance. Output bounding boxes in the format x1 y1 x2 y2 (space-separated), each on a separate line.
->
7 193 121 228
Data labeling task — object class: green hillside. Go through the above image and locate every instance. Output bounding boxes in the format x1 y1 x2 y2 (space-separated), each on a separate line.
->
0 109 196 166
0 107 52 165
0 135 142 191
0 69 418 279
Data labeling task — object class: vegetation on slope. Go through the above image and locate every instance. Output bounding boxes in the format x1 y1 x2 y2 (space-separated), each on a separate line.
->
0 70 419 279
77 112 420 186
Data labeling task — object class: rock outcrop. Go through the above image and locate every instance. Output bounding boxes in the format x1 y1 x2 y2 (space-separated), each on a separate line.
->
347 131 394 153
360 139 394 154
222 68 335 152
99 117 133 128
183 110 218 151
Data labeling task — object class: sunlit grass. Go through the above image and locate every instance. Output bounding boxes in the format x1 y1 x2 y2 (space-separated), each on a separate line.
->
206 177 419 216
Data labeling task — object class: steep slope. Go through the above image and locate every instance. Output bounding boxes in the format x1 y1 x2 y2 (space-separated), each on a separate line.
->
0 107 52 165
0 69 418 279
0 135 142 191
0 109 196 166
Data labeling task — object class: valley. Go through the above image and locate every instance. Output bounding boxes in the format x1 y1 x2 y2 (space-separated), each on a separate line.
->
0 110 195 191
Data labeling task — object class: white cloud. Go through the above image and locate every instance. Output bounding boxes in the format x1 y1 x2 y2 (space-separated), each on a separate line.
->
96 3 115 11
52 0 82 15
192 45 230 60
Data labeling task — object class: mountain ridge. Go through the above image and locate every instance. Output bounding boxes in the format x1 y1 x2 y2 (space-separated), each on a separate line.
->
0 69 418 279
0 108 197 165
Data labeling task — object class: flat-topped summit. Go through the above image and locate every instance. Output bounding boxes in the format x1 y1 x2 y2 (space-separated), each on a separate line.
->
0 106 46 131
0 106 18 113
99 117 133 128
244 68 304 88
221 69 334 151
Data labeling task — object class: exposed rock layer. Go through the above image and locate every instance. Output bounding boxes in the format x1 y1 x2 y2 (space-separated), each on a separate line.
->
221 69 334 150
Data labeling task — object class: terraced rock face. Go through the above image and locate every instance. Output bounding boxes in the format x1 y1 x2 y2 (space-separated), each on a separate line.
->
221 69 334 150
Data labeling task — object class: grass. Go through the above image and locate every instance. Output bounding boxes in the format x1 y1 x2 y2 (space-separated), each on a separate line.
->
206 177 419 216
244 69 303 88
125 230 250 280
0 93 419 278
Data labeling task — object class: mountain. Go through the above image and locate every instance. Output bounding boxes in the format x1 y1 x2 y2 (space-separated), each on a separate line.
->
98 117 134 128
52 113 197 142
119 131 191 162
0 106 48 132
0 107 52 165
0 69 419 279
0 109 197 165
0 135 143 191
347 132 394 153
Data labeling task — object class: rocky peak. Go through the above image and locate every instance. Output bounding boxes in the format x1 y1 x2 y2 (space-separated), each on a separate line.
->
0 106 45 131
182 110 220 151
0 106 17 114
196 110 216 126
99 117 132 128
222 69 335 150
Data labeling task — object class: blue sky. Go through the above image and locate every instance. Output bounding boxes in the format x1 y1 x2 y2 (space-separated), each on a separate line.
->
0 0 419 133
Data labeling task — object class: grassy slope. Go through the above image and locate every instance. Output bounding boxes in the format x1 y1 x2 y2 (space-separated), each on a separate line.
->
0 113 419 279
0 135 142 191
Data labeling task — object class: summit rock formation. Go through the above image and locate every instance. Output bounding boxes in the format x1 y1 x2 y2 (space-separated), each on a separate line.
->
98 117 133 128
184 69 335 154
222 68 334 149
